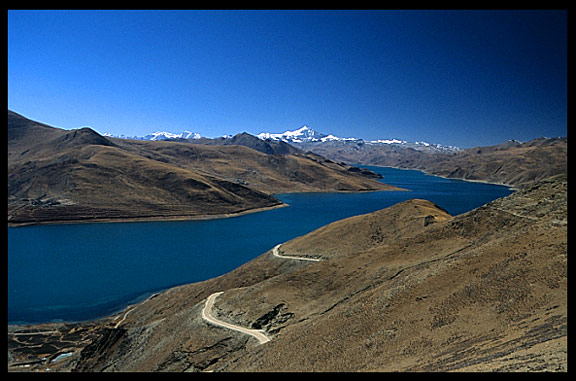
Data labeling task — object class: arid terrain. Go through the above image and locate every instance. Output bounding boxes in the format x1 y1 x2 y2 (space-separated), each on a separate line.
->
297 136 567 189
8 110 397 226
8 173 567 372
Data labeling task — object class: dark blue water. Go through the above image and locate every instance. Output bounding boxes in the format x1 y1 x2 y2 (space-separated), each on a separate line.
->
7 166 512 324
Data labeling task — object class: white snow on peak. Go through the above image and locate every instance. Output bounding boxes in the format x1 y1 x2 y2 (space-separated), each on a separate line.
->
288 125 311 134
320 134 340 142
257 126 461 152
105 124 461 152
257 125 330 143
103 130 202 141
369 138 407 144
147 131 201 140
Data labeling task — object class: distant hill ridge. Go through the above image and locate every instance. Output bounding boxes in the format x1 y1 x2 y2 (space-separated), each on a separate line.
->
105 124 462 153
295 134 566 189
8 110 397 226
109 124 567 189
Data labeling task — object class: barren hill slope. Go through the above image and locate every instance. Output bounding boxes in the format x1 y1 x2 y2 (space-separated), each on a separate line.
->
111 138 392 194
301 137 567 189
11 174 565 372
407 138 568 188
8 110 397 225
215 175 567 372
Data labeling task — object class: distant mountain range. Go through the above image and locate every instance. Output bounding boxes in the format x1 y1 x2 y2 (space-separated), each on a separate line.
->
104 125 462 153
257 125 354 143
258 125 461 153
103 130 201 141
99 123 568 190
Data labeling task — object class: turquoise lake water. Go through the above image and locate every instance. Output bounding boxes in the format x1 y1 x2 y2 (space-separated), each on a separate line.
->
7 166 513 324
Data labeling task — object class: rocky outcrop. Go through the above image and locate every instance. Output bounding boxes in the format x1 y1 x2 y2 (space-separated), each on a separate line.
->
73 328 126 372
251 303 294 334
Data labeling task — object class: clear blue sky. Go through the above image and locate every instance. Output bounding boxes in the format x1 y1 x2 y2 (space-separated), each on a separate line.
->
8 10 567 148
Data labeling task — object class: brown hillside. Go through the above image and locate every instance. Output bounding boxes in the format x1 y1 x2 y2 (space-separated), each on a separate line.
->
112 138 393 194
279 198 452 260
411 138 568 188
300 137 567 189
215 175 567 372
7 110 398 225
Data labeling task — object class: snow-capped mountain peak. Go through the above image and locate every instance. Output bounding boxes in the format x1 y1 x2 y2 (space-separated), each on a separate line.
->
256 125 357 143
145 131 201 141
257 126 461 152
104 124 460 152
257 125 367 143
289 125 312 134
370 138 407 144
103 130 202 141
257 125 327 143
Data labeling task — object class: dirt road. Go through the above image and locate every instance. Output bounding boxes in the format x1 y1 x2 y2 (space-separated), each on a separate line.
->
201 291 270 344
200 244 321 344
272 244 321 262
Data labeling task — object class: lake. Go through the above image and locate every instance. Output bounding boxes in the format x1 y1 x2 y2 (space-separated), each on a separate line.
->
7 166 513 324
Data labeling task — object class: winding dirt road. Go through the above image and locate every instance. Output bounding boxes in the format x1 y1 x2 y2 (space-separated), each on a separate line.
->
200 243 322 345
201 291 270 344
272 244 321 262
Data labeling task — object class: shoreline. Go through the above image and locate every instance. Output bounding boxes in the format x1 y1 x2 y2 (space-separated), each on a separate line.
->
367 164 518 191
7 184 404 228
7 202 289 228
7 289 164 327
